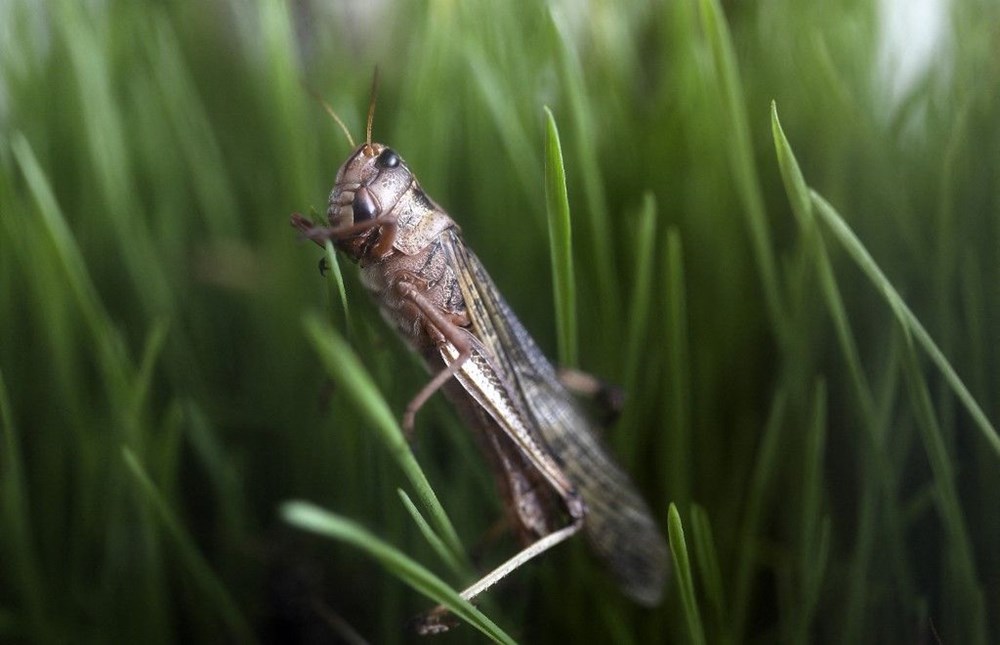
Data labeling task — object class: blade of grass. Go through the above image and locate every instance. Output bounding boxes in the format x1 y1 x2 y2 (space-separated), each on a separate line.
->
793 381 830 642
732 387 787 638
11 133 131 396
898 327 988 644
617 193 657 467
465 44 541 213
182 402 247 539
664 227 692 507
809 191 1000 458
622 193 656 394
121 448 254 643
281 501 516 645
127 317 170 434
697 0 785 344
772 103 917 632
0 370 50 642
548 8 623 339
397 489 467 578
324 240 351 329
301 313 467 566
543 106 578 368
668 504 706 645
690 504 727 643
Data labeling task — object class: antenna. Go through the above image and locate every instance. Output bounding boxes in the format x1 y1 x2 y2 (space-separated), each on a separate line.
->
302 82 356 148
366 66 380 148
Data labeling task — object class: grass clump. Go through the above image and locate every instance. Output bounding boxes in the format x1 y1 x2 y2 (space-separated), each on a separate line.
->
1 0 998 642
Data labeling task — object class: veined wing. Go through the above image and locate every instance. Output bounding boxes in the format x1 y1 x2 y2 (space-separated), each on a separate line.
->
440 230 668 606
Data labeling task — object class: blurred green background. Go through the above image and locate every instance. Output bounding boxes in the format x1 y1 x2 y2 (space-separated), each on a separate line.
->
2 0 998 642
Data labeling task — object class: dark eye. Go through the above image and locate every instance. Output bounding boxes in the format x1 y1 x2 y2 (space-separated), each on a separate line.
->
352 186 378 222
376 148 400 169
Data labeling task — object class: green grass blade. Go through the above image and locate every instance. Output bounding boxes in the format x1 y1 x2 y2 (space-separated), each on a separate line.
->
281 501 516 645
301 313 467 565
10 133 131 395
697 0 785 341
898 328 987 643
793 382 830 641
0 370 50 642
732 387 787 637
668 504 706 645
622 193 656 392
809 191 1000 459
548 8 622 338
770 103 878 426
771 104 917 627
182 403 247 538
128 318 171 433
690 504 727 642
121 448 254 643
616 193 657 466
543 106 578 368
664 227 692 506
465 45 541 209
397 489 467 578
324 240 351 329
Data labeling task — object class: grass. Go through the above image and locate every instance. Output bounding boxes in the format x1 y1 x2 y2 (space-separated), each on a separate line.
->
2 0 999 642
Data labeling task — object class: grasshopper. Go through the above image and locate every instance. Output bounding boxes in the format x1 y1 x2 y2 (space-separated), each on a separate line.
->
291 84 668 633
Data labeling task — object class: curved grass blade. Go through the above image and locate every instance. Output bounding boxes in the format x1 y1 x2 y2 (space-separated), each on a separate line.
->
121 448 254 643
547 8 622 335
771 104 916 629
397 489 467 578
0 371 50 642
623 193 657 394
323 239 351 328
664 227 692 506
809 192 1000 459
697 0 785 342
543 106 578 368
898 328 988 643
281 501 516 645
668 504 706 645
11 134 131 394
690 504 727 640
732 388 787 637
128 317 170 427
302 313 467 565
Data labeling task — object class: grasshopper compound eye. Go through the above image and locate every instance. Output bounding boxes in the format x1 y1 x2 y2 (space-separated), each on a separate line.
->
352 185 378 222
376 148 400 169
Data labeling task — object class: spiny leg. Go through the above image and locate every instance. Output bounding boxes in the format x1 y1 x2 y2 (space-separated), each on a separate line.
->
393 280 474 439
414 510 584 635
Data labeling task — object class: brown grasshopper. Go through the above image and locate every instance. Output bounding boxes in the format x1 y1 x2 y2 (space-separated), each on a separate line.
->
291 85 668 633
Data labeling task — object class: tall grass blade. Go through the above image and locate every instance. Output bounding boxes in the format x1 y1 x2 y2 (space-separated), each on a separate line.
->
281 501 516 645
809 192 1000 458
543 106 578 368
0 371 49 642
697 0 785 341
668 504 706 645
121 448 254 643
732 388 787 637
397 489 467 578
301 313 467 565
898 328 987 643
664 227 691 506
690 504 727 642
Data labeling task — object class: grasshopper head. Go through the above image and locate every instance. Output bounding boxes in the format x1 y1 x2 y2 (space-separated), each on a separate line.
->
326 143 411 252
